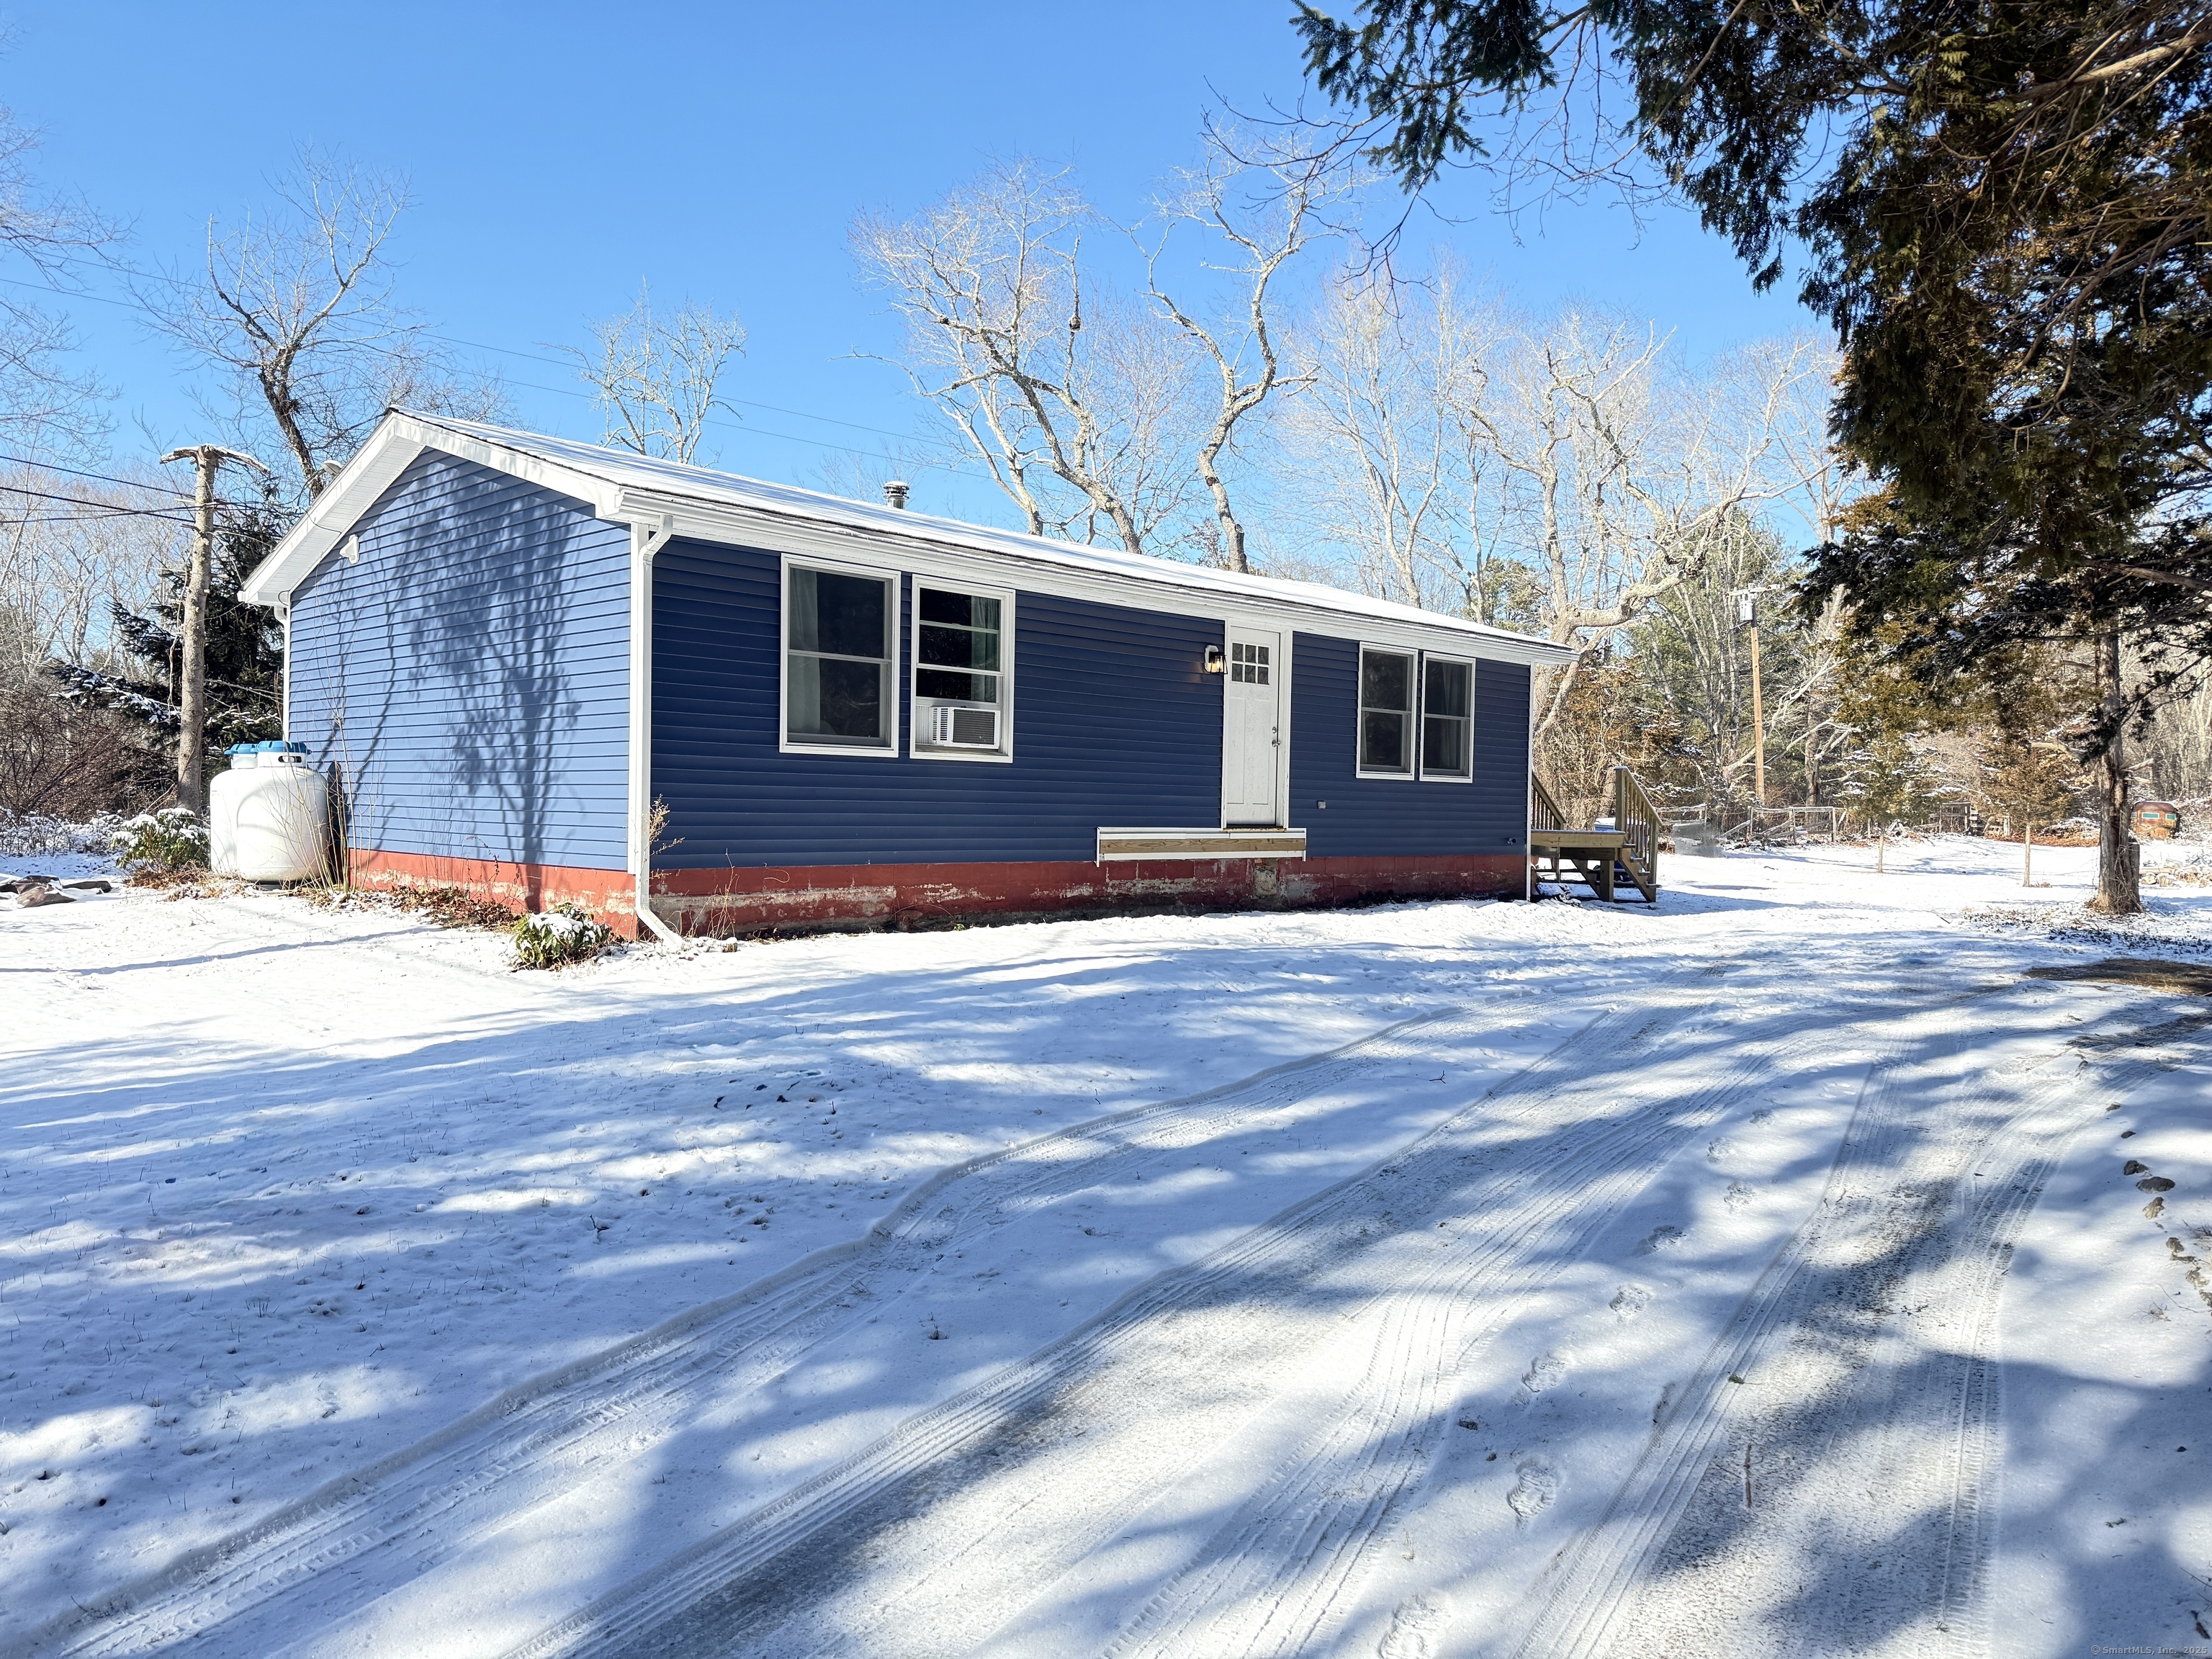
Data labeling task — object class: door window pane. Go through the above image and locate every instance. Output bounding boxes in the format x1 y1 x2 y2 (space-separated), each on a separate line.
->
786 565 891 747
1359 649 1413 775
1421 658 1473 778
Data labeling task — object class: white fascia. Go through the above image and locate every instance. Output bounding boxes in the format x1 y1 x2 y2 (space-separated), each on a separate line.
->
238 413 627 608
612 488 1579 670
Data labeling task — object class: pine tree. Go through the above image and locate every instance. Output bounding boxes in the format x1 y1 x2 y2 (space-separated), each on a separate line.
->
52 503 285 779
1296 0 2211 912
1840 733 1946 873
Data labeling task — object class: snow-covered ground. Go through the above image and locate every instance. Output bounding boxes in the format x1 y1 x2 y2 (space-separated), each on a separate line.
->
1 837 2207 1657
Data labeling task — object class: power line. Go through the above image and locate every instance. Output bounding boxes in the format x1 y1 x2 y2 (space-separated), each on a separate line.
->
0 258 959 473
0 449 197 498
2 512 168 526
0 480 194 521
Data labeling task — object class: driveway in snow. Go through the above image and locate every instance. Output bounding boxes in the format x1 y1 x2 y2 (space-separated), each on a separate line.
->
2 840 2208 1657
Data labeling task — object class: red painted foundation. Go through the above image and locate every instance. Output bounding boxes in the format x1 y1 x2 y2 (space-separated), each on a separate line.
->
650 853 1529 937
349 848 641 938
348 848 1529 940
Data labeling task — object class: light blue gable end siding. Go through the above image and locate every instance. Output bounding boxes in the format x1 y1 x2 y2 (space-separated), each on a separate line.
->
1288 633 1529 858
652 538 1222 867
287 453 631 871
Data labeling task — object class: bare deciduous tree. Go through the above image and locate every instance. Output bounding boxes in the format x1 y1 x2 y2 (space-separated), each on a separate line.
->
143 151 503 500
0 97 118 459
1285 261 1496 606
0 467 181 685
558 284 747 464
853 159 1192 551
1290 272 1839 736
1135 122 1363 571
853 132 1356 568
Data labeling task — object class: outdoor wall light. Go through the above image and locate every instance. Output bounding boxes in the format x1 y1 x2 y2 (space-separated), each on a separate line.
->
1204 645 1225 673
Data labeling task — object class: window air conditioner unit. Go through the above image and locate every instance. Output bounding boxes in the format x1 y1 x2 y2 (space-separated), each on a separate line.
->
931 703 1000 749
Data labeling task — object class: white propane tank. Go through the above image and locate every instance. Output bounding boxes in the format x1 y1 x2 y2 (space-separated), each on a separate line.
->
210 743 330 881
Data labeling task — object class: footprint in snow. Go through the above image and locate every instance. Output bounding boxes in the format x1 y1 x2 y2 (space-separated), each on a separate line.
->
1377 1594 1449 1658
1706 1136 1736 1162
1636 1224 1684 1254
1520 1352 1570 1398
1507 1458 1558 1527
1610 1283 1653 1319
1725 1181 1756 1210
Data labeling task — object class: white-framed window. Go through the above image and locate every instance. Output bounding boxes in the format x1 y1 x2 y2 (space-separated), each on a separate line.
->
1357 646 1416 777
1419 655 1475 781
782 558 897 754
912 580 1014 761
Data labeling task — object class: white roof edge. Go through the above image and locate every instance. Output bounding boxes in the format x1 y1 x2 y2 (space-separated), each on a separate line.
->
238 410 1577 665
238 413 627 606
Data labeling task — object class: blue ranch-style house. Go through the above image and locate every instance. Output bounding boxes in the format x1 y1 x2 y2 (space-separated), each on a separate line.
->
239 413 1575 938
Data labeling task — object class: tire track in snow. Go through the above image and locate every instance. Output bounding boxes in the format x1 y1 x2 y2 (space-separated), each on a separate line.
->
506 968 1840 1658
9 999 1583 1659
1085 1019 1904 1659
1502 988 2190 1659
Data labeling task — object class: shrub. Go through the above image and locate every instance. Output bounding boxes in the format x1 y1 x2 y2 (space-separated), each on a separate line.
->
110 807 210 871
513 904 615 970
0 682 170 819
0 810 125 859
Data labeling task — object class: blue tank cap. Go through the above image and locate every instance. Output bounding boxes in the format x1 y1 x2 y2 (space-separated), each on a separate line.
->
226 743 257 755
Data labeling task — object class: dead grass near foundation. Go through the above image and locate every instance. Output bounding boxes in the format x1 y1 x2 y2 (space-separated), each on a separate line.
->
302 881 518 932
123 865 247 901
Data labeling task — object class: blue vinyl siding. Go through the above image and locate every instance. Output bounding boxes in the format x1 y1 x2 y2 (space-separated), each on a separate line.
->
1289 633 1529 858
652 539 1222 866
287 453 631 871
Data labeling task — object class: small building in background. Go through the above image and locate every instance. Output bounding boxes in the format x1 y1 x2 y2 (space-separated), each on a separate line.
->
240 413 1572 937
2132 800 2182 840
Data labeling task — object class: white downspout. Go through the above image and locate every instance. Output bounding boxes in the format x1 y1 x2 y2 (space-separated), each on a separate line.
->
1524 662 1535 902
277 598 292 735
628 513 682 943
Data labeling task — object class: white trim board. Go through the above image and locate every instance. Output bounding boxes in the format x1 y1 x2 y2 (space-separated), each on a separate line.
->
909 574 1016 765
1097 827 1308 862
775 550 904 761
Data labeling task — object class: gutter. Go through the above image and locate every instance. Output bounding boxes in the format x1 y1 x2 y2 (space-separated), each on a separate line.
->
627 513 683 943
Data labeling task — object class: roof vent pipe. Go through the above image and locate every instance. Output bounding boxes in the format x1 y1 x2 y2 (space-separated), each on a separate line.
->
882 480 909 510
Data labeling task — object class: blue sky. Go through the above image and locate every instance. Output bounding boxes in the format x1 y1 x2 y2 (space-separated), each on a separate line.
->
11 1 1814 529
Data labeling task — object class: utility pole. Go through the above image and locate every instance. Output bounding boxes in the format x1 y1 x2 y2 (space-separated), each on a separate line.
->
1737 588 1768 807
160 444 269 814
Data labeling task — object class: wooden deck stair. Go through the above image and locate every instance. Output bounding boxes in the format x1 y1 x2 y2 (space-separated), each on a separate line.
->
1530 766 1660 903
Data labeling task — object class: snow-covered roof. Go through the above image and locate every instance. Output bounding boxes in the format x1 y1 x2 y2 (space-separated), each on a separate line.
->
240 412 1575 665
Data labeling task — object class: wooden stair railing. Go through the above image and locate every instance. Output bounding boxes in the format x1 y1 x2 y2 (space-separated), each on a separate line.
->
1527 766 1661 904
1610 765 1660 903
1531 771 1567 836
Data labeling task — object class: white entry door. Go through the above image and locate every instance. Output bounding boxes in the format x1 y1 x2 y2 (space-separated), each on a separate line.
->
1223 626 1283 827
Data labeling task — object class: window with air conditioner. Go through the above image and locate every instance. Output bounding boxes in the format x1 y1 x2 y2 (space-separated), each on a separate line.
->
914 582 1012 760
1419 656 1474 781
783 561 896 752
1357 647 1415 777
